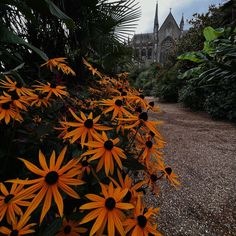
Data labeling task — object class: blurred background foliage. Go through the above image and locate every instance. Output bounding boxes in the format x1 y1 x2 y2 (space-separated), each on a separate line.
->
128 0 236 122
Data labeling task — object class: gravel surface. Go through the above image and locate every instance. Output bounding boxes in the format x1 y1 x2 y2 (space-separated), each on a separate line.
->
148 102 236 236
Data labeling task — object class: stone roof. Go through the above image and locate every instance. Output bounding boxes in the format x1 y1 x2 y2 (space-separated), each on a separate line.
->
159 12 180 32
132 33 153 42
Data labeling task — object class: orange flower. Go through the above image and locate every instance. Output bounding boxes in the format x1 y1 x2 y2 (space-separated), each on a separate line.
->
7 147 83 223
0 91 29 111
80 182 134 236
110 170 145 203
0 215 36 236
124 196 161 236
0 102 23 124
56 219 87 236
82 131 126 176
100 98 132 120
40 57 76 76
0 76 33 96
27 92 51 107
33 81 68 98
120 112 163 139
0 183 34 224
157 160 180 187
83 58 103 78
137 136 163 167
61 109 111 146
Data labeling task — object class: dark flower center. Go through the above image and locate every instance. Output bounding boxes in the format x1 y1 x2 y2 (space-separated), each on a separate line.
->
10 230 19 236
82 159 88 167
139 112 148 121
64 225 71 234
104 140 114 150
148 234 155 236
135 106 142 113
118 88 123 92
45 171 59 185
149 101 154 107
105 197 116 210
38 93 47 99
139 94 145 99
2 102 11 110
4 194 14 203
115 99 123 107
150 174 158 182
149 131 155 137
67 126 74 132
121 91 127 96
137 215 147 228
145 141 153 149
84 119 93 128
165 167 172 175
15 83 23 89
123 190 132 202
11 92 20 100
50 83 57 88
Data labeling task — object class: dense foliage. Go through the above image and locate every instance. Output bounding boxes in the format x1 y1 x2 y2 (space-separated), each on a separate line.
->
0 0 180 235
178 26 236 121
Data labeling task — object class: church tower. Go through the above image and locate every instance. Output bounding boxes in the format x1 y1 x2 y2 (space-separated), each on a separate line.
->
153 1 159 62
180 13 184 34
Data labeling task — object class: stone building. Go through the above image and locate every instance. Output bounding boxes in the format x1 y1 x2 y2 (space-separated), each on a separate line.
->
130 1 184 67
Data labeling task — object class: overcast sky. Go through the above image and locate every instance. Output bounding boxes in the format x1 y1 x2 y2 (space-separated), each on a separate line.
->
134 0 223 34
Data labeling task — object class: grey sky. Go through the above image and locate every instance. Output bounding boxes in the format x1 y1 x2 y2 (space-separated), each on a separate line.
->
135 0 223 34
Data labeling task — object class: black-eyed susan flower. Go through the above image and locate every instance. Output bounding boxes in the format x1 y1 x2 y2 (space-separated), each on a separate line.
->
41 57 75 76
82 58 103 78
157 160 180 187
0 183 34 224
137 137 163 167
82 131 126 176
41 57 67 71
126 94 149 110
61 109 111 146
100 98 132 120
0 215 36 236
124 196 161 236
80 182 134 236
0 102 23 124
120 112 163 139
8 147 84 223
0 91 29 111
56 219 87 236
27 92 51 107
57 63 76 76
0 76 33 96
33 81 68 98
110 170 145 203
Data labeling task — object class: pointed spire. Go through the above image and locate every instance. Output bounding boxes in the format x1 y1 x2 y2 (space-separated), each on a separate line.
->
180 13 184 31
153 0 159 32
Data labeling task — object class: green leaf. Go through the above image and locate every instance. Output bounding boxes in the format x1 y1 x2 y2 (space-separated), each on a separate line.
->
0 26 48 61
1 0 37 23
177 51 206 63
40 218 62 236
1 63 25 75
44 0 75 29
203 26 224 42
123 155 145 170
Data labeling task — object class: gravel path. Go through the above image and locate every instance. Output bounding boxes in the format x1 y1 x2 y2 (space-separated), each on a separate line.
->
148 102 236 236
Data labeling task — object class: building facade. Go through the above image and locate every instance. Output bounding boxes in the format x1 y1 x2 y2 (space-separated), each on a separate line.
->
130 1 184 67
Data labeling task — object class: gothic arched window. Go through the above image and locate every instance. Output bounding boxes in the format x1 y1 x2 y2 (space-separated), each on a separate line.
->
148 48 152 59
141 49 146 57
160 36 175 64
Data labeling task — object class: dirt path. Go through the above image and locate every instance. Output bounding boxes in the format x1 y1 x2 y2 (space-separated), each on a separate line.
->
148 102 236 236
